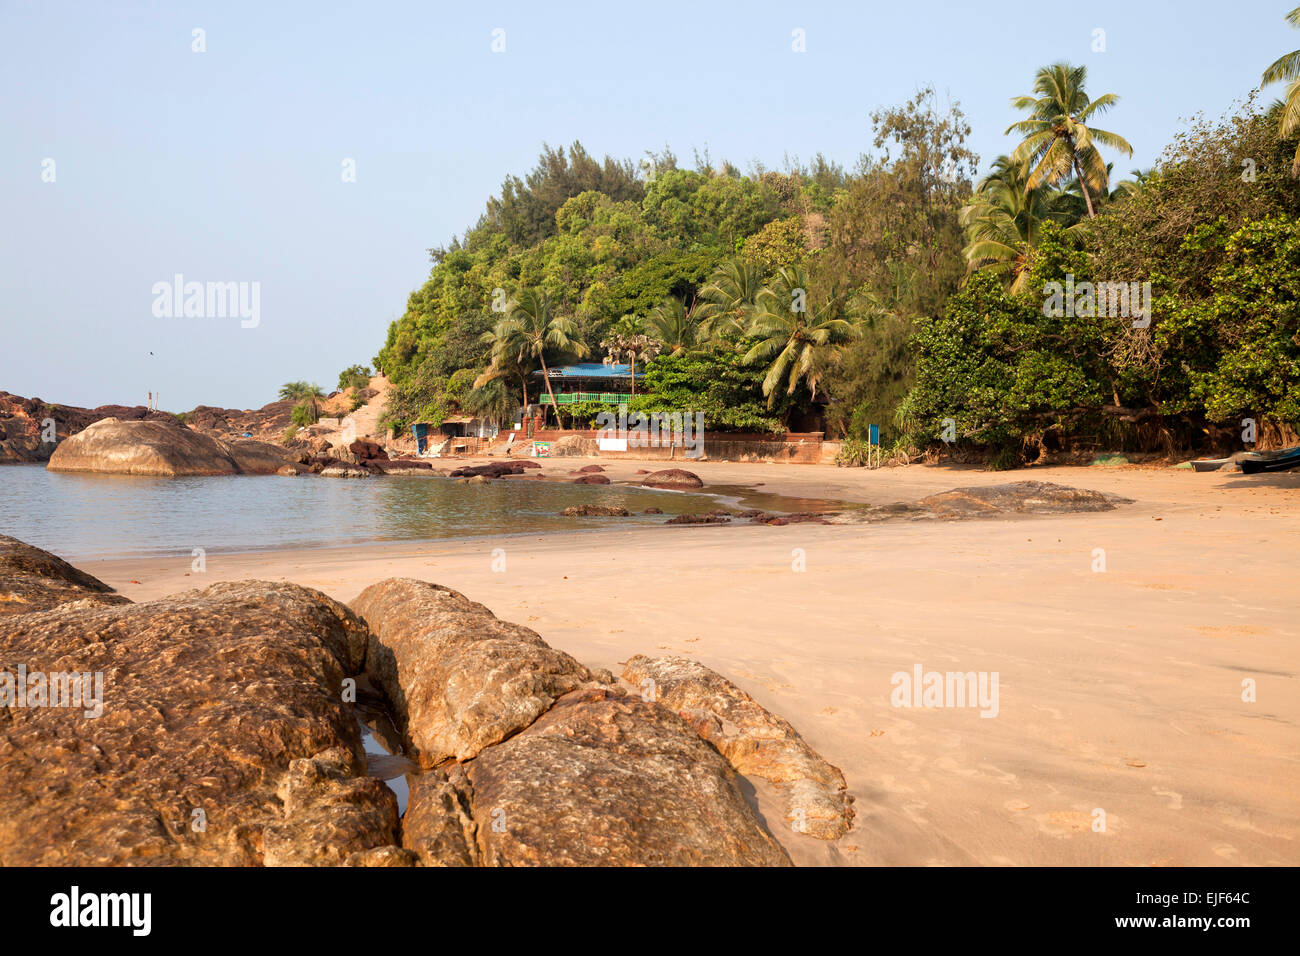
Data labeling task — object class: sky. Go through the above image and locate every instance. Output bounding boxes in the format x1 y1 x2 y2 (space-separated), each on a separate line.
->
1 0 1293 411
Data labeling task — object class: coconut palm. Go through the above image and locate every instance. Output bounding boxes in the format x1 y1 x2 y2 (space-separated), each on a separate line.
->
491 289 588 423
743 266 859 408
696 258 765 342
1262 6 1300 173
959 154 1093 291
475 321 534 413
645 297 702 354
1006 63 1133 219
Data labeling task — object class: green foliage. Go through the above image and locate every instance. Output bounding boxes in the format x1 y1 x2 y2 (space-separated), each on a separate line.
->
834 438 873 467
337 364 372 391
290 403 314 427
631 350 789 433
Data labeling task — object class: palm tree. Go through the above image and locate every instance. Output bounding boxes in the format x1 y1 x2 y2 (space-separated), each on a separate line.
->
476 320 534 414
696 258 765 342
1006 62 1133 219
646 297 702 354
743 266 859 408
278 381 325 422
1262 6 1300 173
492 289 588 424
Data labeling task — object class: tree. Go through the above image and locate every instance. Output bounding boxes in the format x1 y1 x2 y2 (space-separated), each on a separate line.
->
491 289 588 422
960 155 1084 292
743 266 860 407
337 365 372 391
696 258 764 342
1262 5 1300 172
278 381 325 423
646 297 702 353
1007 63 1132 218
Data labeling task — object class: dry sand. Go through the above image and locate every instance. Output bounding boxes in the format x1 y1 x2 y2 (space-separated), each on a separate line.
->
89 459 1300 866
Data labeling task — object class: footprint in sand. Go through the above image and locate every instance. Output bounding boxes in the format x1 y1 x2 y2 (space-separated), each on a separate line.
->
1213 844 1238 860
1005 800 1031 812
1125 759 1146 768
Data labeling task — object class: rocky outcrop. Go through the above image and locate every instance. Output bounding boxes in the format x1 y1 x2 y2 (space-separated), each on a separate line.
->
0 533 129 618
0 579 398 865
45 418 284 477
221 438 295 475
0 392 176 464
622 655 854 840
560 504 630 517
641 468 704 490
571 474 610 484
320 462 369 478
350 579 595 768
665 513 729 525
828 481 1131 524
448 463 526 478
546 435 599 457
403 688 792 866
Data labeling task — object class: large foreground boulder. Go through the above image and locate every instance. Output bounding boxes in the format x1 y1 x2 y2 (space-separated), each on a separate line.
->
45 418 288 477
623 655 854 840
0 533 129 618
403 687 792 866
351 579 595 767
0 578 399 865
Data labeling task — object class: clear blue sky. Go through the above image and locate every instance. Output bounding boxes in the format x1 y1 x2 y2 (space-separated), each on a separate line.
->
1 0 1291 410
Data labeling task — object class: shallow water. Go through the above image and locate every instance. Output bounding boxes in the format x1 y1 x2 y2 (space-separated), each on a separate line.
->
0 465 728 560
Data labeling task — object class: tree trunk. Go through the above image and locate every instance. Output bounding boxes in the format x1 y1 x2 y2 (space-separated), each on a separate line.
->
539 354 562 429
1073 154 1097 219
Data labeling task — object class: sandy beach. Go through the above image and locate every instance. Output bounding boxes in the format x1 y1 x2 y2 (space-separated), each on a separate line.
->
89 459 1300 866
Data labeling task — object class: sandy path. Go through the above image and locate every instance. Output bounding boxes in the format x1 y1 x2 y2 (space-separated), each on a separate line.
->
89 460 1300 866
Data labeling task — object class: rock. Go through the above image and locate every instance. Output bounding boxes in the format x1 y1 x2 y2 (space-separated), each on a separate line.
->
221 438 295 475
516 460 541 469
449 463 524 478
0 533 129 618
634 469 651 474
751 512 832 526
47 418 246 476
320 463 369 478
572 474 611 484
348 439 388 462
466 474 492 485
665 513 729 525
642 507 664 515
350 579 594 768
560 505 630 517
641 468 704 490
622 655 854 840
0 573 400 865
0 391 178 464
918 481 1126 516
402 688 792 866
367 459 433 475
276 464 300 476
575 464 605 473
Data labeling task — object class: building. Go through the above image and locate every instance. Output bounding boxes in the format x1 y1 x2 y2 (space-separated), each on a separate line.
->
531 363 644 424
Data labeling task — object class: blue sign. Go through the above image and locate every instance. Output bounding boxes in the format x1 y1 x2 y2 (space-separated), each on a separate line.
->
868 424 880 446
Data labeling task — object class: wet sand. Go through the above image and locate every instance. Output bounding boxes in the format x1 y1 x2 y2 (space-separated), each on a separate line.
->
90 459 1300 866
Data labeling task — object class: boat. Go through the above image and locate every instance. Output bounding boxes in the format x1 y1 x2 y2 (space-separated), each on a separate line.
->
1240 446 1300 474
1191 457 1234 472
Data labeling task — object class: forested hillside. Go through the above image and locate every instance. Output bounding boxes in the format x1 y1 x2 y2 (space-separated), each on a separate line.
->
377 33 1300 467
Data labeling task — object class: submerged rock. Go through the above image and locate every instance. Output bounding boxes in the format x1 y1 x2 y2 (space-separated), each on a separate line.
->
0 578 398 865
665 513 729 525
622 655 854 840
571 474 611 484
560 504 629 517
0 533 129 618
404 688 792 867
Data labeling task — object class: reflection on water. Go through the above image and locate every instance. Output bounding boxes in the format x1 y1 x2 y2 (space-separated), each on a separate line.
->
0 466 731 560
